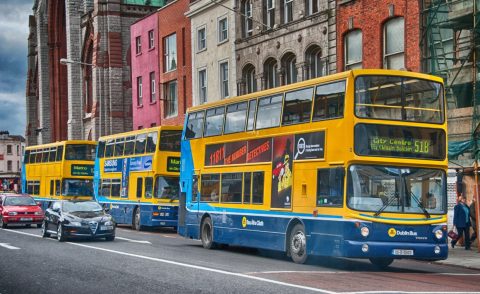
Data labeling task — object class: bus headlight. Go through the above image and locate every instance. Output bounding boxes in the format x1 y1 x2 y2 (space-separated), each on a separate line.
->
434 246 441 254
361 226 370 237
362 244 369 252
434 229 443 240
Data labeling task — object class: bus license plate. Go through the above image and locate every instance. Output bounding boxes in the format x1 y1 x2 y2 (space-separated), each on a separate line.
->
393 249 414 256
20 218 33 221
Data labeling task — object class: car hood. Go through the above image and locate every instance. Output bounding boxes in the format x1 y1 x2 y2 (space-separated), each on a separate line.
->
4 206 42 213
65 211 107 220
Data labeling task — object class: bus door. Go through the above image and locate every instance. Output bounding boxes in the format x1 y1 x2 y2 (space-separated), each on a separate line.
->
178 170 200 235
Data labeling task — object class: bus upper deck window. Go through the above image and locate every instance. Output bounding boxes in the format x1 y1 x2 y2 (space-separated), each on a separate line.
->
225 102 247 134
256 94 283 129
313 80 345 121
185 111 205 139
124 136 135 155
204 107 225 137
282 87 314 125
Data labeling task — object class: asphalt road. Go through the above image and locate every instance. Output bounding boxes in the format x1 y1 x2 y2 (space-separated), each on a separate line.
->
1 225 479 294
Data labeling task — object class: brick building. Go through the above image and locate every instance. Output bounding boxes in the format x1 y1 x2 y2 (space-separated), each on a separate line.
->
26 0 165 146
336 0 421 72
0 132 25 192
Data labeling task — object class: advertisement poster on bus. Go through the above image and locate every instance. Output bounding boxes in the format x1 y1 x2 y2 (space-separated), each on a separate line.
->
293 131 325 160
271 135 293 209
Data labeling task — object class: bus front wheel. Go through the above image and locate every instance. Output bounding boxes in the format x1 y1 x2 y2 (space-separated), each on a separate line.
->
289 224 308 264
133 208 142 231
201 217 216 249
369 258 394 269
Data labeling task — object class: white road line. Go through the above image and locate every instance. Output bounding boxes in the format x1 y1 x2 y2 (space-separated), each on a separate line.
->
0 243 20 250
115 237 151 244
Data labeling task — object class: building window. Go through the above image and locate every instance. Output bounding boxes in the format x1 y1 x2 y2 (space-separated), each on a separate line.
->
198 69 207 104
219 61 229 99
305 45 326 79
164 34 177 72
242 64 256 94
7 160 12 172
264 58 279 89
282 52 297 85
150 72 156 103
242 0 253 37
264 0 275 29
7 145 12 154
17 145 19 156
137 76 143 106
283 0 293 23
384 17 405 70
218 17 228 43
148 30 154 49
17 161 20 172
306 0 319 16
165 80 178 117
197 27 206 51
345 30 362 70
135 36 141 54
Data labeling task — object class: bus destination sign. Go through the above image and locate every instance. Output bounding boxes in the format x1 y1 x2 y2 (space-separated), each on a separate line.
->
71 164 94 176
167 156 180 172
354 124 446 160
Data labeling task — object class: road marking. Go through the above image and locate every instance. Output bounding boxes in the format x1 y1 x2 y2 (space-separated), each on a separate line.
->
115 237 151 244
160 234 177 238
0 243 20 250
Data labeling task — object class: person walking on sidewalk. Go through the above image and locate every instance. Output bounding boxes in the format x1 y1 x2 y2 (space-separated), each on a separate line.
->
470 198 477 242
452 196 471 250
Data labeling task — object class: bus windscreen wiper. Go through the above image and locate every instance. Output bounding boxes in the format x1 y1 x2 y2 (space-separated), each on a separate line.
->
408 191 431 219
374 194 397 217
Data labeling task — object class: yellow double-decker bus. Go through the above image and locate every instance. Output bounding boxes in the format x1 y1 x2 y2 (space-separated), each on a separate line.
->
22 140 97 210
178 69 448 267
94 126 181 230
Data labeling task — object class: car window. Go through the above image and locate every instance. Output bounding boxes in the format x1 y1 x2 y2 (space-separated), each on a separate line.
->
4 196 37 206
52 201 62 211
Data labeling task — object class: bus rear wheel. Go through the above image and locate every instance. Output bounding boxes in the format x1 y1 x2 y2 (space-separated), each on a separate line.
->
369 258 394 269
289 224 308 264
133 208 142 231
201 217 216 249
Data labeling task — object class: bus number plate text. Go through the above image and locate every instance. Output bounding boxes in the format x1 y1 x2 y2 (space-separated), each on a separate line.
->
393 249 414 256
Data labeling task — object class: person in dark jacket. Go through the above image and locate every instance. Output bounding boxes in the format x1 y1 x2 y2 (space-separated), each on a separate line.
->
470 199 477 242
451 196 471 249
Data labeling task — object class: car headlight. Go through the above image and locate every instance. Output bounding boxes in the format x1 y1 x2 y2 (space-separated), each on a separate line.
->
434 229 443 240
8 212 18 216
69 221 82 227
104 221 113 226
360 226 370 237
34 211 42 215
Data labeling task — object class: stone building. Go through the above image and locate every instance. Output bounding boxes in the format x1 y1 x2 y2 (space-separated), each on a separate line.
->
186 0 237 105
0 132 25 192
25 0 166 146
234 0 337 95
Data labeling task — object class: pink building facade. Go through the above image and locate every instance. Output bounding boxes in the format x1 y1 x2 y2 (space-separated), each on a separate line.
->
131 13 160 130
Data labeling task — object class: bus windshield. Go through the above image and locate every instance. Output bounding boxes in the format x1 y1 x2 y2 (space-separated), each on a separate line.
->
355 76 444 123
62 179 94 197
65 144 96 161
347 165 446 215
154 176 180 199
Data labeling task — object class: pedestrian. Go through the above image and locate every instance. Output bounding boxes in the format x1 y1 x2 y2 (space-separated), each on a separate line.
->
470 198 477 242
451 195 471 250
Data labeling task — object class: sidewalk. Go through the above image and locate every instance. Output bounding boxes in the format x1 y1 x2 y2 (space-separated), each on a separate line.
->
434 246 480 270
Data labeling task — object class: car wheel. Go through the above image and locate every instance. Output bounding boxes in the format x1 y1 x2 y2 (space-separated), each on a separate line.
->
36 223 42 228
0 217 7 229
41 221 50 238
289 224 308 264
369 258 394 269
26 224 31 228
57 223 65 242
105 235 115 241
132 208 142 231
200 217 217 249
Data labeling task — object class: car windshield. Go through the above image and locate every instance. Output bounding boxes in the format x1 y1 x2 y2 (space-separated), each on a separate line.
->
355 75 444 123
62 179 94 197
347 165 446 215
62 201 102 213
4 196 37 206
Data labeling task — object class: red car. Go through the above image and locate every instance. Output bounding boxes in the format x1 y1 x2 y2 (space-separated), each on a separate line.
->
0 194 44 228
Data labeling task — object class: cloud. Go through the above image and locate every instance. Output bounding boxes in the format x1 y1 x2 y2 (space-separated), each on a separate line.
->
0 0 32 137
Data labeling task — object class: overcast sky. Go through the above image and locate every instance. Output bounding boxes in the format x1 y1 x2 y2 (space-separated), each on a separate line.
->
0 0 32 137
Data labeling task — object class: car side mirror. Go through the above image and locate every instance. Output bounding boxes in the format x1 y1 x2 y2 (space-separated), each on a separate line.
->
37 202 42 207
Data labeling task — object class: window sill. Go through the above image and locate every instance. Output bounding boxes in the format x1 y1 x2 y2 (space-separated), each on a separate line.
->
136 52 142 56
149 101 157 105
197 48 207 53
164 114 178 119
148 47 155 51
217 39 228 46
137 104 144 109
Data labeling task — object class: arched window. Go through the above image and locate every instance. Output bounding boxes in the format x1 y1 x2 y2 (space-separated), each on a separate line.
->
281 52 297 85
242 64 257 94
242 0 253 37
383 17 405 69
305 45 325 79
344 29 362 70
263 58 279 89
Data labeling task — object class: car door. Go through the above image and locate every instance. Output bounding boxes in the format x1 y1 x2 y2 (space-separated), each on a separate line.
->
47 201 62 232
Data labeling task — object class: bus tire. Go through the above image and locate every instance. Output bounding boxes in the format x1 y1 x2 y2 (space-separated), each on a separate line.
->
133 208 142 231
41 221 50 238
200 217 216 249
369 258 394 269
289 224 308 264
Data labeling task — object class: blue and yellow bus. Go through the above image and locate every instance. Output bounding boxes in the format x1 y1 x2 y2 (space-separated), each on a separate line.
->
94 126 181 230
178 69 448 267
22 140 97 210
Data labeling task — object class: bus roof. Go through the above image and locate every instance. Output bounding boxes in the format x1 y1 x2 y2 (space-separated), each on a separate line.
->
186 69 444 113
98 125 183 141
26 140 97 150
